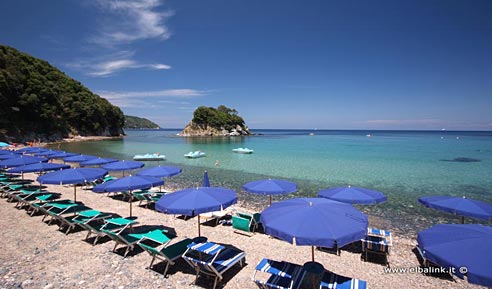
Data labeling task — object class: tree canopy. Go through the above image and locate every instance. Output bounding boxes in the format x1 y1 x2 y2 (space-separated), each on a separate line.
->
0 45 124 141
124 115 159 129
192 105 246 130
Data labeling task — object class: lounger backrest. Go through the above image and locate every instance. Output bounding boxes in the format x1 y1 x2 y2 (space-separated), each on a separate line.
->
232 215 251 232
161 238 193 260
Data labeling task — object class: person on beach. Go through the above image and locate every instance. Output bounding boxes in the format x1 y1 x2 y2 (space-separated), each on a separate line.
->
215 160 220 167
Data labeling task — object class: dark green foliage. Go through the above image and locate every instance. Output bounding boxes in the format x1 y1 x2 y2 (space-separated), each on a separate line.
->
192 105 245 130
0 45 124 141
124 115 159 129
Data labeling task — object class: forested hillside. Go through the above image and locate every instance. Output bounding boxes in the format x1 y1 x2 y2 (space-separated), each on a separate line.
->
0 45 124 142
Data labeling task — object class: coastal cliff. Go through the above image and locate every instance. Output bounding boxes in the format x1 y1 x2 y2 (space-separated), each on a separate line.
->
178 105 251 136
0 45 125 142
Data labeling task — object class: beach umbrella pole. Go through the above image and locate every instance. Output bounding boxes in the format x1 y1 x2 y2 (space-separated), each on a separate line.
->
130 190 133 217
461 216 465 224
198 215 201 237
74 185 77 202
311 246 315 262
269 195 272 206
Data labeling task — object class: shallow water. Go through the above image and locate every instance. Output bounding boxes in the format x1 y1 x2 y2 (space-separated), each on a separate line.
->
52 129 492 237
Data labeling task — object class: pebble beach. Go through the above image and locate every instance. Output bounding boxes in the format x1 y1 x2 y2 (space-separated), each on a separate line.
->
0 171 482 289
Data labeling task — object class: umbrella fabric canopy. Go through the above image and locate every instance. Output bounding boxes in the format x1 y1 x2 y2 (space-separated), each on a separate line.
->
93 175 163 193
418 224 492 287
136 166 182 178
418 196 492 223
243 179 297 205
261 197 368 261
0 153 17 160
203 171 210 187
47 152 79 159
37 168 107 202
102 160 144 173
9 163 70 174
0 142 10 147
80 158 118 167
0 155 48 169
0 150 14 155
34 150 64 157
93 175 163 217
63 154 98 163
155 187 237 236
15 147 48 154
318 186 387 205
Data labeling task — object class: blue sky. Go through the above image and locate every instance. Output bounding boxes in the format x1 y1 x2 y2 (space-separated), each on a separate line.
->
1 0 491 130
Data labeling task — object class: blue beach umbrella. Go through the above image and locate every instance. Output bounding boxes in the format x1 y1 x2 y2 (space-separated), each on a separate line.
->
63 154 98 163
0 153 17 160
261 197 368 261
417 224 492 287
136 166 182 178
102 160 144 175
38 168 107 202
155 187 237 236
203 171 210 187
34 150 64 157
0 150 13 154
15 147 48 154
9 163 70 174
93 175 163 217
47 152 79 160
418 196 492 224
318 186 387 205
243 179 297 206
80 158 118 167
0 155 48 169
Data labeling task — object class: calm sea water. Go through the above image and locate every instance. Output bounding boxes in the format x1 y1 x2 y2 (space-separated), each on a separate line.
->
53 129 492 236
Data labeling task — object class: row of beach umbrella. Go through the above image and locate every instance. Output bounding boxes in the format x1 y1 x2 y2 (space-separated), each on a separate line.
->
2 146 492 286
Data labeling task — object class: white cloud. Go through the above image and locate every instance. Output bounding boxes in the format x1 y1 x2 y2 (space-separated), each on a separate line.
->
92 0 173 46
98 89 207 107
67 51 171 76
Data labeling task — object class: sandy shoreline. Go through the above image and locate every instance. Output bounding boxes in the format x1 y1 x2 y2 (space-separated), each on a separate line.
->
0 172 481 289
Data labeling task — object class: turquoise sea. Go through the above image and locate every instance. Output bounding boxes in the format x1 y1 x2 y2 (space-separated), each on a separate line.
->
53 129 492 236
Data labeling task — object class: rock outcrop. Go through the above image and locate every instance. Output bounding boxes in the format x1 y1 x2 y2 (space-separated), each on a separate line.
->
178 123 251 137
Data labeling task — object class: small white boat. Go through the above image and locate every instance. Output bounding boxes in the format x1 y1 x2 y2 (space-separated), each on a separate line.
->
133 153 166 161
232 148 254 154
184 151 206 158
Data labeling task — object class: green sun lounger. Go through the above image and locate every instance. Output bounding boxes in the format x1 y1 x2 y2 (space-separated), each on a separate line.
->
81 217 137 245
233 212 261 235
12 189 47 208
38 201 82 225
58 209 112 234
104 227 170 258
139 238 192 276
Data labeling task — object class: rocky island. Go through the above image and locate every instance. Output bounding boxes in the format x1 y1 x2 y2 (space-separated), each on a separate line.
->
178 105 251 136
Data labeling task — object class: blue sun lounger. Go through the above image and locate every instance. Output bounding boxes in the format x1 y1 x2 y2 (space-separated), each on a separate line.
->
183 241 246 289
361 227 392 266
319 271 367 289
252 258 304 289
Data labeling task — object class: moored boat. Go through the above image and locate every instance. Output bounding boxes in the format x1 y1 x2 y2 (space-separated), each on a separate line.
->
133 153 166 161
232 148 254 154
184 151 206 158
